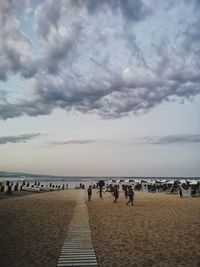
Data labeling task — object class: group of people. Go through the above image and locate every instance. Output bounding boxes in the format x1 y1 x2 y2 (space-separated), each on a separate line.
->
87 184 135 205
87 186 105 201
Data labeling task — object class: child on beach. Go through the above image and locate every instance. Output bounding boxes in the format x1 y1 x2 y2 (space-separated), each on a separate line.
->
126 186 135 206
87 186 92 201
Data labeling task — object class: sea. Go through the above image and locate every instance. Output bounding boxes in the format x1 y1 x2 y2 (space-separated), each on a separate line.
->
0 175 199 190
0 176 102 189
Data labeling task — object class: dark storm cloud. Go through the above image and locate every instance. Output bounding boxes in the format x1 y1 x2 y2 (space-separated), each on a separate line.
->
180 0 200 62
0 133 41 145
43 23 83 74
119 0 151 21
0 0 32 79
34 0 152 44
0 0 29 22
36 0 62 38
0 0 200 120
182 19 200 59
138 134 200 145
1 55 200 120
0 103 23 120
0 18 36 81
69 0 151 21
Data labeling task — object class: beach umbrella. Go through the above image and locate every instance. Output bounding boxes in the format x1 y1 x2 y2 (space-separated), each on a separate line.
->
156 179 164 184
98 180 105 188
189 180 197 185
167 180 174 184
124 179 134 184
108 179 116 184
116 179 125 183
133 179 141 183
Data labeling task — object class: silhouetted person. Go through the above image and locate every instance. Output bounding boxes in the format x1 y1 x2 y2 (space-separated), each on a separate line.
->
126 186 135 206
179 187 183 198
87 186 92 201
124 185 128 199
113 185 119 203
97 187 105 199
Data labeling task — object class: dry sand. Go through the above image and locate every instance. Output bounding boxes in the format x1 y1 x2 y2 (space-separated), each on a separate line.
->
0 190 76 267
0 189 199 267
88 190 200 267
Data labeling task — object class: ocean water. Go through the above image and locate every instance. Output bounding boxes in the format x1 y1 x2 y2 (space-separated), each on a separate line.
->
0 176 104 189
0 176 199 190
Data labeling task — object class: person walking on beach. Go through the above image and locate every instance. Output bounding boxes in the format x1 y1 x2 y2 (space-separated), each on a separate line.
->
113 185 119 203
97 187 105 199
124 185 128 199
87 186 92 201
126 186 135 206
179 186 183 198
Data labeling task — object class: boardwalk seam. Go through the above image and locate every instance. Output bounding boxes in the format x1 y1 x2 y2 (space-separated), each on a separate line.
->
56 190 99 267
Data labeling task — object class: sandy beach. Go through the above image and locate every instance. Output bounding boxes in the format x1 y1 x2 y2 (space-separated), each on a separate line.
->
0 190 76 267
88 190 200 267
0 189 200 267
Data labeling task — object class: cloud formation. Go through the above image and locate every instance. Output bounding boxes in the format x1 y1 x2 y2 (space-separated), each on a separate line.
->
51 139 97 145
138 134 200 145
0 0 200 120
0 133 41 145
50 134 200 146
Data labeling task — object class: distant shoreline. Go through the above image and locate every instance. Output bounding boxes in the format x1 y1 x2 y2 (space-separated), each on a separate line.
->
0 170 199 179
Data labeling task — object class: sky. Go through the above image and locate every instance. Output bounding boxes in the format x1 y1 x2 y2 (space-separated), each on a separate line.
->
0 0 200 177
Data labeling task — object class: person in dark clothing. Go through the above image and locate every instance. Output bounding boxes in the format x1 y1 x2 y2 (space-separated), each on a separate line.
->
97 187 105 199
113 185 119 203
87 186 92 201
124 185 128 199
179 186 183 198
126 186 135 206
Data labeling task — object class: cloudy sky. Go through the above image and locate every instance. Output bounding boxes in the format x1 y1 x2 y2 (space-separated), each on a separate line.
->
0 0 199 177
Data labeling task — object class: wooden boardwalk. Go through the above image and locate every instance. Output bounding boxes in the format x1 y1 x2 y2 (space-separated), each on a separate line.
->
56 190 99 267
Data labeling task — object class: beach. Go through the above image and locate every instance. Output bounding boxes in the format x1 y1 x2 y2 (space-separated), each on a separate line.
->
0 190 76 267
0 189 200 267
88 190 200 267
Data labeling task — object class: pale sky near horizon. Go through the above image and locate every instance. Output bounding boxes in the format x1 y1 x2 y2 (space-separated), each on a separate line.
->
0 0 200 177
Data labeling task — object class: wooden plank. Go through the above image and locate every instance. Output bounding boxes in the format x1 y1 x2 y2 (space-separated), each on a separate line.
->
57 263 98 267
56 191 98 267
58 259 98 263
59 257 97 260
